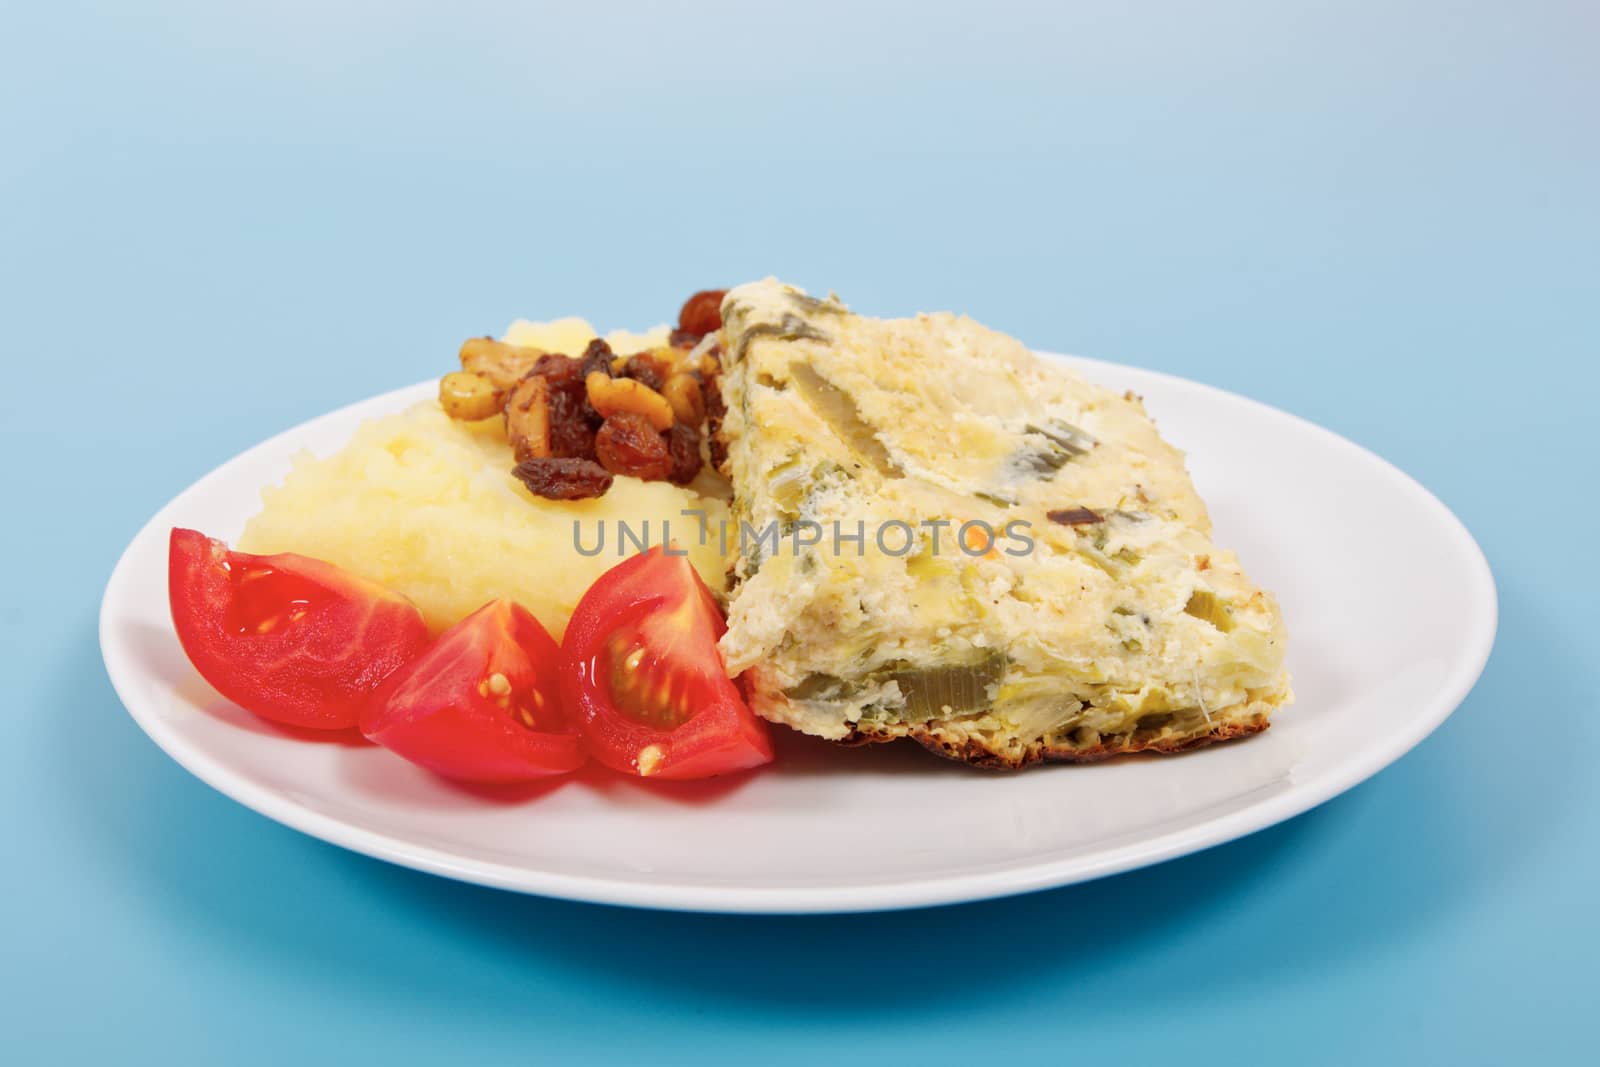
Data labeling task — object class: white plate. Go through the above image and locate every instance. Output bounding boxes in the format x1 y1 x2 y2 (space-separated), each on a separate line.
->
99 354 1496 913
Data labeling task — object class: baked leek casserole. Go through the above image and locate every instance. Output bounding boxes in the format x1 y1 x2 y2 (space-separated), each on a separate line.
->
714 279 1291 768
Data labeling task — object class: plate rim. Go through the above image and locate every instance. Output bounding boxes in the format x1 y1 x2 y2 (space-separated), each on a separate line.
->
99 353 1498 913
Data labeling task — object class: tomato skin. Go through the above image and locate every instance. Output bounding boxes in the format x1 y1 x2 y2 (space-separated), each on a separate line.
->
562 548 773 780
361 600 584 784
168 527 429 730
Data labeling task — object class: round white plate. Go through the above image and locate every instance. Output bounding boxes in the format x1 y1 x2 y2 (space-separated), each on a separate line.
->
100 354 1496 913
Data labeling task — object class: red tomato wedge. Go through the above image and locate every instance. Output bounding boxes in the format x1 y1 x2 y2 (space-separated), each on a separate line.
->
168 527 429 730
563 548 773 779
361 600 584 783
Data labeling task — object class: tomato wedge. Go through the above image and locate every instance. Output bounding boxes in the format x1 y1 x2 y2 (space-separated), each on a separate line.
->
361 600 583 783
562 548 773 779
168 527 429 730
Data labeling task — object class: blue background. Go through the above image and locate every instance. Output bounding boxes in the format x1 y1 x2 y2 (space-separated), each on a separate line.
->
4 2 1596 1063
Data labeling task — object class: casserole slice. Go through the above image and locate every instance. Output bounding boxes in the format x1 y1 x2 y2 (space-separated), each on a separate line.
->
714 278 1291 768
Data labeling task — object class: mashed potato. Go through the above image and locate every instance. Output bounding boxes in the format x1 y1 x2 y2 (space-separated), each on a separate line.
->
239 319 730 640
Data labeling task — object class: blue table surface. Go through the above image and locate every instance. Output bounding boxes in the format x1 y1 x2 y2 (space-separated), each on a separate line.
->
5 2 1596 1063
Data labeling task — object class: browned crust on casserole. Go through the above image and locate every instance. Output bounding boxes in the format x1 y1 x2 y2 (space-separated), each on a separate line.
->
836 715 1271 771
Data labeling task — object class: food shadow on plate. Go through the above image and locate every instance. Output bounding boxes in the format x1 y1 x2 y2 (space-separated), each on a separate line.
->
336 754 589 806
764 726 967 776
334 755 759 808
202 699 372 746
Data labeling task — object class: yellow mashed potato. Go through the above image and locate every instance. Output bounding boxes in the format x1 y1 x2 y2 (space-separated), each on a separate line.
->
239 319 731 640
